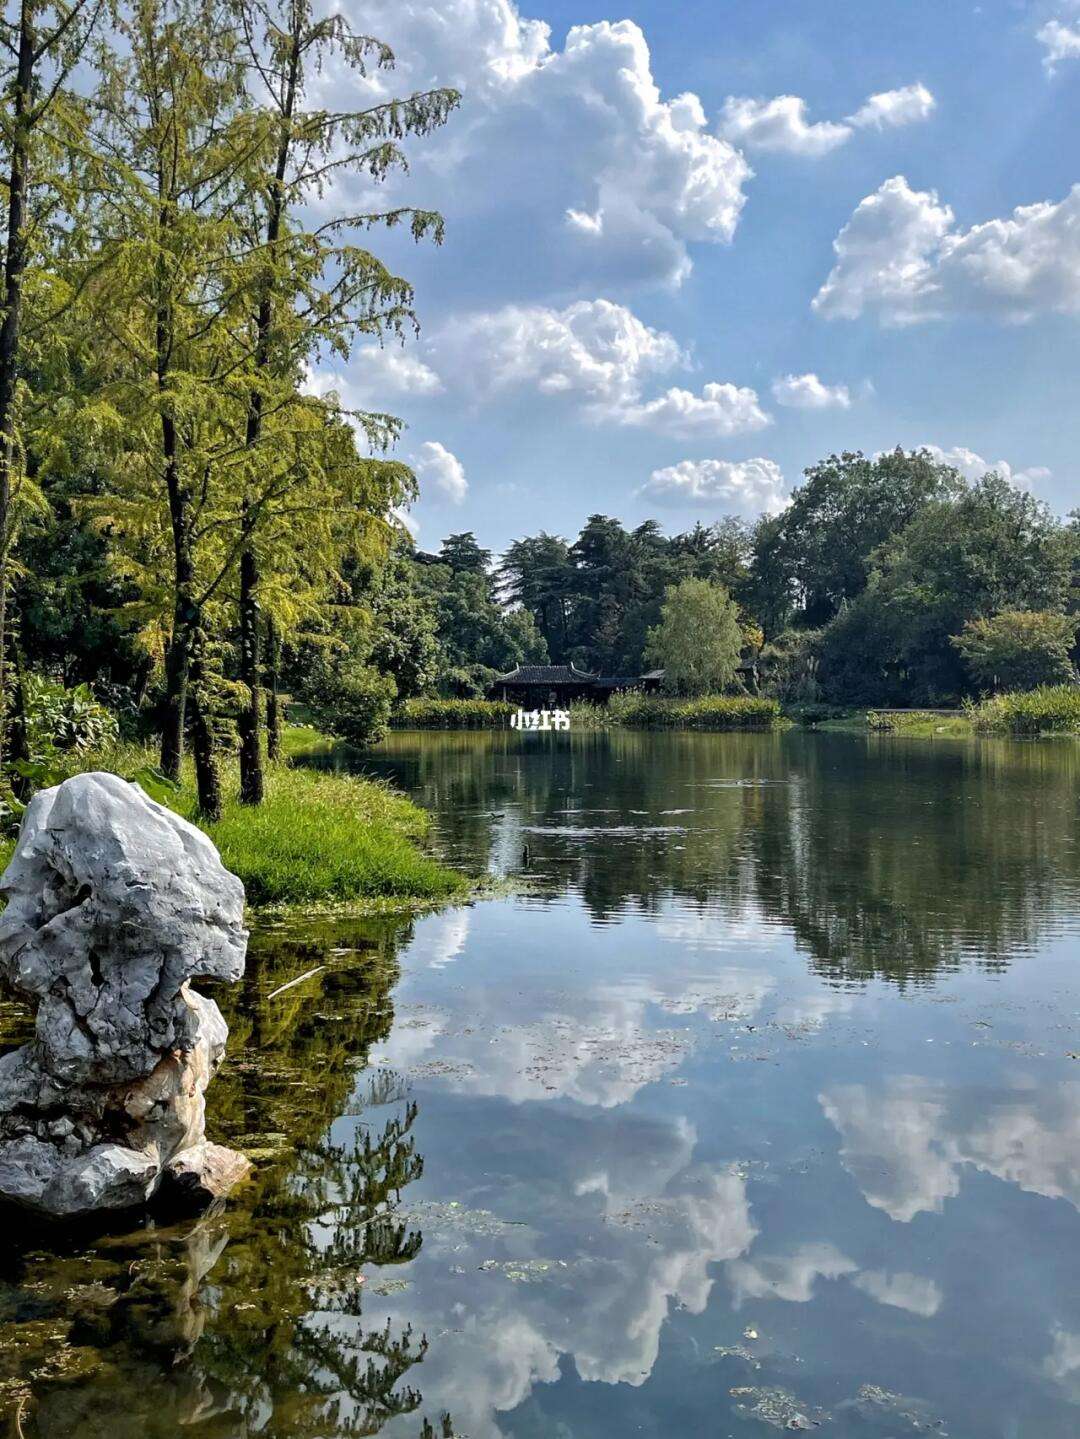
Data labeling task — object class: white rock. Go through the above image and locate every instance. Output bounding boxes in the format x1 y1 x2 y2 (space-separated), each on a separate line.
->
0 772 250 1216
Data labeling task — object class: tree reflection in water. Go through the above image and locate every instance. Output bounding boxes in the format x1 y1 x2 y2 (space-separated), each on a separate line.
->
0 917 456 1438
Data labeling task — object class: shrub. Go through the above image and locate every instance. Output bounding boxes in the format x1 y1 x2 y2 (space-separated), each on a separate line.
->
759 629 824 704
951 609 1078 693
785 702 851 726
392 698 515 729
605 693 780 730
966 684 1080 736
22 675 119 757
299 657 396 747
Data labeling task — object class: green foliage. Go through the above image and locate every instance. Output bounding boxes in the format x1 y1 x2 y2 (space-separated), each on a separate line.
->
966 684 1080 735
604 692 780 730
950 609 1078 693
391 698 515 729
298 655 396 748
410 537 547 688
759 628 824 703
646 578 744 696
21 675 119 758
819 475 1079 705
750 448 963 629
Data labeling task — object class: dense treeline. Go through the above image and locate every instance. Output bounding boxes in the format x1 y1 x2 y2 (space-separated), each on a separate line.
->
399 448 1080 711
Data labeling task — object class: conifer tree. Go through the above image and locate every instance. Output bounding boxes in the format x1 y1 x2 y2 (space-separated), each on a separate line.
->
232 0 457 802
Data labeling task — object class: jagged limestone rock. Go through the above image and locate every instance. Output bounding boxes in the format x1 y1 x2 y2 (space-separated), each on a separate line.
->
0 772 251 1216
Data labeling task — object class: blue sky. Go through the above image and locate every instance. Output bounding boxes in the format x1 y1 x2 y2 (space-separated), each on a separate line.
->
323 0 1080 551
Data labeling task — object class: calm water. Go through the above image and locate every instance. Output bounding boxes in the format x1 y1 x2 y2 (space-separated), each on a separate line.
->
3 729 1080 1437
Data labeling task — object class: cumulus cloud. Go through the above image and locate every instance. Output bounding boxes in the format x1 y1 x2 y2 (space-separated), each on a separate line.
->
916 444 1051 489
347 344 444 405
640 457 787 512
771 372 851 409
847 82 936 129
414 440 468 503
718 83 934 157
438 299 685 405
1037 19 1080 70
728 1242 858 1305
609 382 770 438
434 300 766 436
349 4 751 288
815 175 1080 324
718 95 850 157
821 1078 1080 1223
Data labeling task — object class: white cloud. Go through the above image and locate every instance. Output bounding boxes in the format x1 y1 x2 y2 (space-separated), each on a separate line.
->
436 300 766 437
771 372 852 409
1037 19 1080 70
350 4 751 288
916 444 1051 489
851 1269 942 1317
728 1242 858 1305
414 440 468 503
847 82 936 129
347 344 444 405
815 175 1080 324
609 382 770 438
718 83 934 158
439 299 685 405
718 95 850 157
821 1078 1080 1223
640 458 787 513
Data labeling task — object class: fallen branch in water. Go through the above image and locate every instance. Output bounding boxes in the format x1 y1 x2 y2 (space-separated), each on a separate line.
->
267 965 326 1000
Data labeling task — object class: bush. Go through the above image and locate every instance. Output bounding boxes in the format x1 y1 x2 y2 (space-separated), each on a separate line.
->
966 684 1080 736
951 609 1078 693
759 629 824 704
785 702 851 726
22 675 119 757
299 657 395 747
605 693 780 730
392 697 515 729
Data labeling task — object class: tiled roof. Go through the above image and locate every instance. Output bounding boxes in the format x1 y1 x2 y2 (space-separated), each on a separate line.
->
495 664 597 683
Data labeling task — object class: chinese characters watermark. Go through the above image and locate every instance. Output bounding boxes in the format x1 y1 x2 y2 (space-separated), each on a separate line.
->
510 708 571 731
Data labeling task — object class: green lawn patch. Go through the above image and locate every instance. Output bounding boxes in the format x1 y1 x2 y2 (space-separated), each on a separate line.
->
0 735 466 912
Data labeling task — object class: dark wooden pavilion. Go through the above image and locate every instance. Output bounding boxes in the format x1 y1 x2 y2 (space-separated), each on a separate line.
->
489 665 664 706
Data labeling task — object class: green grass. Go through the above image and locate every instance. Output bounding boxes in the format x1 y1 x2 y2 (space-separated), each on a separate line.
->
965 684 1080 736
866 710 973 737
0 734 467 911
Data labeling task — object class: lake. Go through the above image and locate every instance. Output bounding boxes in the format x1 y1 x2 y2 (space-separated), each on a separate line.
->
3 728 1080 1437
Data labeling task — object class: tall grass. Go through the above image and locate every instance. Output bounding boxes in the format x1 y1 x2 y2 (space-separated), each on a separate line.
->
603 692 780 730
391 697 515 728
966 684 1080 736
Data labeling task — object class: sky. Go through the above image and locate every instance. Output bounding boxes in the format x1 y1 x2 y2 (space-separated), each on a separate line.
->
319 0 1080 551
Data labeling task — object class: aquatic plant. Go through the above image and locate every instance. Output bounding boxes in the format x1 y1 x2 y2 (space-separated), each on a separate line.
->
965 683 1080 736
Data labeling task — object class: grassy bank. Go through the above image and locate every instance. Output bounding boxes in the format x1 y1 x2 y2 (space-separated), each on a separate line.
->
866 710 973 737
966 684 1080 736
0 735 467 911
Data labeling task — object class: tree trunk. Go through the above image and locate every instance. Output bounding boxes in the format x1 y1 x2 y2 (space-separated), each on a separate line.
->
266 615 282 761
237 28 298 801
187 623 221 821
0 7 35 767
237 522 263 802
